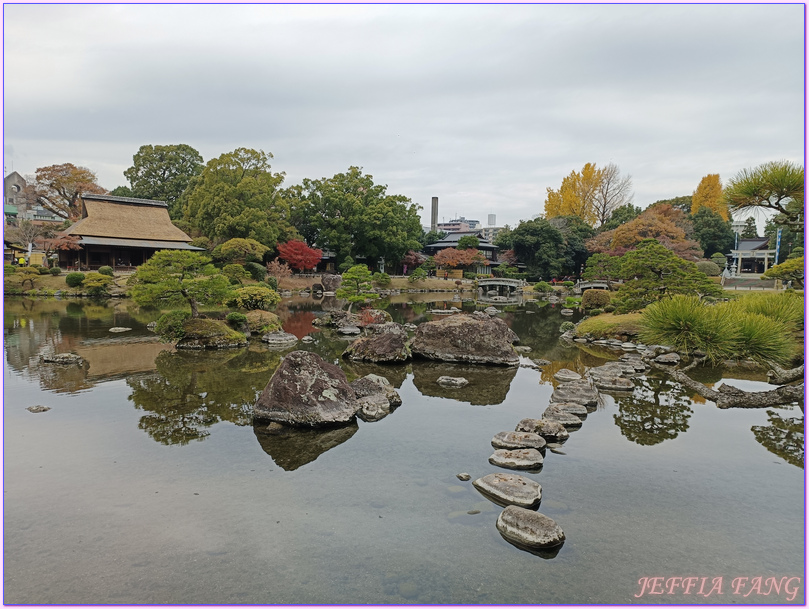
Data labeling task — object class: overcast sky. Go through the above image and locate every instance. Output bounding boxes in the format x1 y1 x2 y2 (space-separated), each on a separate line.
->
3 4 804 229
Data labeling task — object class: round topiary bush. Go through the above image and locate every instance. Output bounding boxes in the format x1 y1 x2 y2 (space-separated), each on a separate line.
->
696 261 721 276
581 289 611 309
244 261 267 282
98 266 114 277
35 266 50 275
604 304 616 313
562 281 575 287
533 281 553 293
588 308 604 316
155 310 192 340
227 285 281 310
49 267 62 276
373 272 391 287
65 272 85 288
560 321 576 332
225 311 248 327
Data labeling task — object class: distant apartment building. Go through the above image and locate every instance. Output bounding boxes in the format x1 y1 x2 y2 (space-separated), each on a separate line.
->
436 216 482 233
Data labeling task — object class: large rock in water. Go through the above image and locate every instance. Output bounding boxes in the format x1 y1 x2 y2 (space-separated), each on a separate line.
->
472 473 542 508
342 323 411 363
349 374 402 421
254 351 359 427
321 273 342 293
515 418 570 443
410 313 519 366
496 506 565 549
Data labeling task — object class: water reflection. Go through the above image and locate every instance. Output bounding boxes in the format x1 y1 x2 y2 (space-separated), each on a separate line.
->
751 409 805 469
127 348 282 445
253 422 359 470
612 375 694 446
411 361 517 405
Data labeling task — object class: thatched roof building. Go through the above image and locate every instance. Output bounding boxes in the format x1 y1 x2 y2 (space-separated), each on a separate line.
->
61 194 201 270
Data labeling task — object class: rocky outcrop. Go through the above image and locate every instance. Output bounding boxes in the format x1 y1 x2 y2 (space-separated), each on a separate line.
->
472 473 542 508
246 310 282 334
321 273 343 293
176 319 248 350
410 313 519 366
515 418 570 443
342 324 410 363
491 431 546 451
349 373 402 419
496 506 565 549
254 351 360 427
489 448 544 470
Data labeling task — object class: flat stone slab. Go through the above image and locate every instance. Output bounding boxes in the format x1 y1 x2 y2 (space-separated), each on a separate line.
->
542 405 583 428
109 327 132 333
472 473 542 508
496 505 565 549
261 331 299 347
436 376 469 388
515 418 570 442
593 376 635 392
337 325 361 335
491 431 546 451
489 448 544 470
655 352 681 365
553 368 582 382
549 402 588 418
550 380 599 407
40 353 84 365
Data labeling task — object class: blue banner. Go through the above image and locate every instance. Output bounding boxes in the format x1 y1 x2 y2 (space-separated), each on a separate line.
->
775 228 782 263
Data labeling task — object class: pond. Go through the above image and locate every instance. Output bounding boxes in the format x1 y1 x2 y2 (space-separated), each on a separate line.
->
3 296 804 604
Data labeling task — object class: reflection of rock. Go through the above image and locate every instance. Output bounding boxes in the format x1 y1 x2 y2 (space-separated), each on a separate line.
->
489 448 544 470
751 409 804 469
176 319 247 350
473 473 541 508
319 296 344 312
253 421 359 471
254 351 360 427
411 361 517 405
496 506 565 553
411 313 519 366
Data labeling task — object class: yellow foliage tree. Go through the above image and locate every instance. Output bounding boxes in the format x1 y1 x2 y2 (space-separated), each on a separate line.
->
544 163 603 226
691 174 728 220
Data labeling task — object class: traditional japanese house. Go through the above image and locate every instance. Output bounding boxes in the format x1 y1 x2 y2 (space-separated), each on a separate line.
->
60 194 201 270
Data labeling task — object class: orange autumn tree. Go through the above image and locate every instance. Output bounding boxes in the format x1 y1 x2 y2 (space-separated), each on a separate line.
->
30 163 107 220
276 239 323 272
691 174 728 220
433 247 487 269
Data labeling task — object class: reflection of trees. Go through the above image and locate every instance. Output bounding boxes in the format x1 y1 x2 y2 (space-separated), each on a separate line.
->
411 361 517 405
503 307 585 362
751 409 804 468
127 349 282 445
253 422 359 471
612 375 693 446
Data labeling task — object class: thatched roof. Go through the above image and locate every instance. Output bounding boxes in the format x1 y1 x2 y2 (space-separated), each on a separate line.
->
65 195 191 242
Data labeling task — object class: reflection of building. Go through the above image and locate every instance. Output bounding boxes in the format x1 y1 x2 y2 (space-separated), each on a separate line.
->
730 237 776 273
61 194 202 270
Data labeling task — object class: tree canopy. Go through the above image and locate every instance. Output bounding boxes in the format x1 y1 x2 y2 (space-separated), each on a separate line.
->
287 166 422 269
124 144 204 218
276 240 323 271
691 174 728 220
433 247 486 269
761 257 804 288
335 264 380 311
691 206 734 258
29 163 106 220
456 235 479 250
724 160 804 230
545 162 633 227
510 218 565 279
741 217 759 238
182 148 297 248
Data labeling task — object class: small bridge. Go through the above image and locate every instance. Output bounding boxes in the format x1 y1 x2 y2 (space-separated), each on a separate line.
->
573 280 612 294
477 277 525 298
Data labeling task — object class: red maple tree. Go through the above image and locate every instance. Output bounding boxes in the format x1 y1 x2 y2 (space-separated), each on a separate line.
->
276 240 323 272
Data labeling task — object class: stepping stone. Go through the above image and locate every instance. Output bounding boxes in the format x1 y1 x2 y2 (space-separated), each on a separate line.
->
593 376 635 392
491 431 546 451
489 448 544 470
655 352 681 365
472 473 541 508
515 418 569 442
542 405 583 428
550 380 599 407
337 325 361 335
40 353 83 365
496 506 565 549
109 327 132 333
548 402 588 418
553 368 582 382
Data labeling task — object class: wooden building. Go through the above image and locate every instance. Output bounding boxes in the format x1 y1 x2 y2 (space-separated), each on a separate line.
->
60 194 201 270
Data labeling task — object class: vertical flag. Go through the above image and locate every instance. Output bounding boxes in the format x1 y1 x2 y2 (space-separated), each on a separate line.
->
775 228 782 263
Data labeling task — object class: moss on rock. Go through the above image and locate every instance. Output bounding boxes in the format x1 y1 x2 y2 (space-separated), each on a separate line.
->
176 318 247 350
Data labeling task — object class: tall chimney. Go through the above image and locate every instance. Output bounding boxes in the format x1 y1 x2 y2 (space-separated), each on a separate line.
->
431 197 438 233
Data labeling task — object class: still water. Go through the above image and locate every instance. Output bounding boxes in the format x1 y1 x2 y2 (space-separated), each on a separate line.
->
3 297 805 604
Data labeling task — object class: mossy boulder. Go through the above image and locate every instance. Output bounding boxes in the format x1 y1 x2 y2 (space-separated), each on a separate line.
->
175 319 247 350
245 310 282 334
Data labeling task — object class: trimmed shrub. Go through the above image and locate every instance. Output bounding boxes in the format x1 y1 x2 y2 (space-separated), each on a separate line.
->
732 291 803 331
223 264 250 285
463 272 477 280
227 285 281 310
98 266 114 277
82 272 114 296
408 267 428 283
696 261 721 276
225 312 248 328
155 310 191 340
36 266 51 275
49 267 62 276
244 261 267 282
731 312 795 365
262 276 278 291
533 281 553 293
588 308 604 316
604 304 616 313
560 321 576 332
4 265 15 275
372 272 391 287
65 272 86 288
710 252 728 265
562 281 574 287
581 289 611 309
245 310 282 334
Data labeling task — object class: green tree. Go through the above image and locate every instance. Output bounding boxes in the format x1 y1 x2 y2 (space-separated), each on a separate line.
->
130 250 232 318
691 206 735 258
761 257 804 288
183 148 296 247
741 217 759 238
456 235 479 250
648 195 692 214
492 224 514 249
724 160 804 229
421 230 447 246
110 185 134 197
124 144 204 218
548 215 595 276
581 252 622 289
335 264 380 311
613 240 722 312
510 218 565 280
598 203 642 233
212 238 270 264
287 167 422 269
